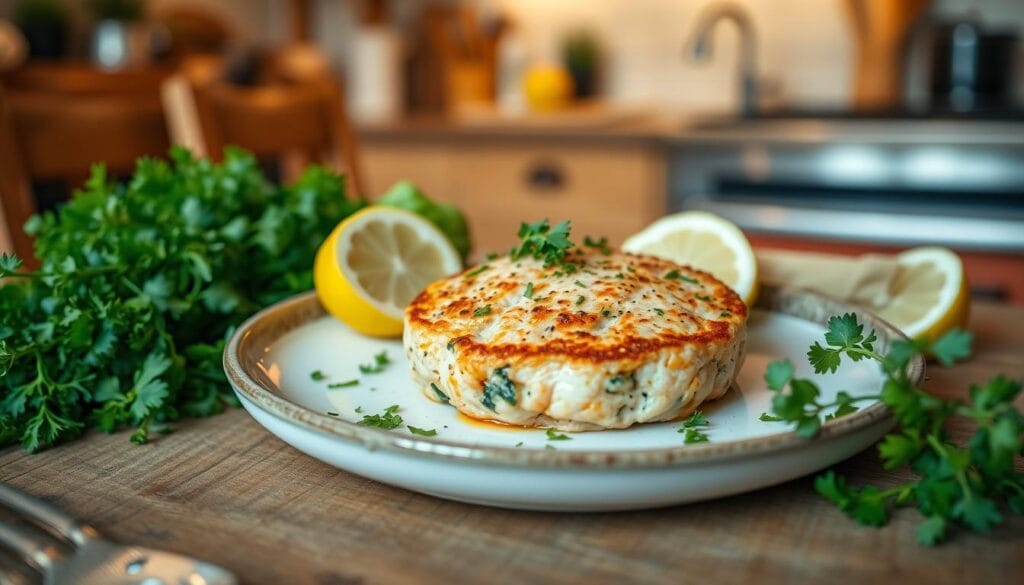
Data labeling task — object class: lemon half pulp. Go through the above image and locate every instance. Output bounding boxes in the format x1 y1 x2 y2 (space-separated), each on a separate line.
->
875 247 969 341
622 211 759 306
314 207 462 337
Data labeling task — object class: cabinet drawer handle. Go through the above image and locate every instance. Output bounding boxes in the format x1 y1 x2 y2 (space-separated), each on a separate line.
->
525 161 566 191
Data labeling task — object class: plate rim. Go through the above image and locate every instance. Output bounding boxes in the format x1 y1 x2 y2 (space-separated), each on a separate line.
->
223 286 923 469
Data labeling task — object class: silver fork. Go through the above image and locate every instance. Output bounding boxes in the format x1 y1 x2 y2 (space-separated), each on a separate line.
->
0 483 237 585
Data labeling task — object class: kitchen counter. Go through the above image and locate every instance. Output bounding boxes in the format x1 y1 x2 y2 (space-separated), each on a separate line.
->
1 302 1022 584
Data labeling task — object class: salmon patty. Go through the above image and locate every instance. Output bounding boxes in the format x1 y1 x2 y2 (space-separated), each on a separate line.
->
403 250 747 431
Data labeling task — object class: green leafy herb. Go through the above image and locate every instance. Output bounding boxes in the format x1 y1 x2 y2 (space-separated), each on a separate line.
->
327 379 359 389
681 429 709 444
486 252 499 261
614 273 624 279
515 441 524 447
545 428 571 441
681 410 709 428
652 308 664 316
758 412 784 422
576 295 585 305
358 351 391 374
523 282 534 298
310 370 327 382
509 219 576 269
574 280 587 288
354 406 363 414
720 311 732 318
601 310 612 318
0 147 372 450
465 264 490 277
481 366 516 411
360 405 403 429
696 294 711 302
326 411 339 416
408 425 437 437
583 235 612 256
664 270 699 285
473 305 492 317
766 313 1022 545
430 382 450 404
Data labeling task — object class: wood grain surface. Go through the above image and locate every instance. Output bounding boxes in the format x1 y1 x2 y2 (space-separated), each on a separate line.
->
2 303 1022 585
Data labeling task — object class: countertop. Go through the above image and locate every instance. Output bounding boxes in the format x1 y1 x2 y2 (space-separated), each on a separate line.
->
1 302 1022 585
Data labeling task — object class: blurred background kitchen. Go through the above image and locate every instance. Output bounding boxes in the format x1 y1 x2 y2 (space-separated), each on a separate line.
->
0 0 1021 301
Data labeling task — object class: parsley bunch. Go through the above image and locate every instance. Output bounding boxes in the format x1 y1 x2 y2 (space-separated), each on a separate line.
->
0 147 364 450
766 313 1023 544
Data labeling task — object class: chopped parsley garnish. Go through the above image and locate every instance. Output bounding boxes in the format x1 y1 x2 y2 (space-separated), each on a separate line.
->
515 441 524 448
482 366 517 411
574 280 587 288
665 270 699 284
601 310 612 318
408 425 437 437
679 410 711 443
545 444 556 450
465 264 490 277
545 428 571 441
354 406 364 414
358 351 391 374
681 410 709 428
696 294 712 302
652 308 664 316
473 305 492 317
614 273 624 279
523 282 534 298
327 379 359 389
720 311 732 318
486 252 499 261
430 382 450 404
626 265 635 273
583 235 612 256
759 412 783 422
576 295 585 305
509 219 575 268
360 405 402 429
605 372 636 393
326 411 339 416
310 370 326 381
682 429 709 444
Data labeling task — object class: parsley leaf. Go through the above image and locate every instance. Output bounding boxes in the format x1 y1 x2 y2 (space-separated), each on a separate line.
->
545 428 571 441
681 410 708 428
682 429 709 444
523 282 534 298
473 305 492 317
408 425 437 437
327 379 359 389
310 370 327 382
509 219 577 269
465 264 490 277
360 405 402 429
758 412 784 422
664 270 699 285
583 235 612 255
358 351 391 374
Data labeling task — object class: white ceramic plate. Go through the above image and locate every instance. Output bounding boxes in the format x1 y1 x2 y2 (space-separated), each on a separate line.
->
224 287 922 511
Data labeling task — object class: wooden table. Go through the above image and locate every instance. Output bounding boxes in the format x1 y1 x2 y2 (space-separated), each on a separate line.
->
2 303 1022 584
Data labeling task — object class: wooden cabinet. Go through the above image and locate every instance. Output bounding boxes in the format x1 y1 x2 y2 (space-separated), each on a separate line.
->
361 134 665 256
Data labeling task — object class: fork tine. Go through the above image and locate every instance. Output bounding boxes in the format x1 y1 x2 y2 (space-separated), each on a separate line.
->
0 521 56 577
0 485 93 548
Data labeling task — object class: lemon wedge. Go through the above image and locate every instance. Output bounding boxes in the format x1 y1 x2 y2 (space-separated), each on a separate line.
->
314 207 462 337
874 247 969 341
622 211 759 306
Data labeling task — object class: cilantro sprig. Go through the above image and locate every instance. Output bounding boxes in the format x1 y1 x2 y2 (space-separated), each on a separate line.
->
765 312 1022 545
678 410 711 444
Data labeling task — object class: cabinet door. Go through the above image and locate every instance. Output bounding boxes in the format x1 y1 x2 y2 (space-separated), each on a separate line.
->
451 143 665 254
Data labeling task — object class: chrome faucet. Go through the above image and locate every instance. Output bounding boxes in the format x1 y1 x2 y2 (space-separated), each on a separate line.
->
686 2 759 117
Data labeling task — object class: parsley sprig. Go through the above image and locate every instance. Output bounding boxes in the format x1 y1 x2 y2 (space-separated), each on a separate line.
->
766 312 1023 545
358 351 391 374
360 405 403 429
509 219 576 269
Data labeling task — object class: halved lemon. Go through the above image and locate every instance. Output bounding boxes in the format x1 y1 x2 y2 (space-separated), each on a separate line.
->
314 207 462 337
874 247 969 341
622 211 759 306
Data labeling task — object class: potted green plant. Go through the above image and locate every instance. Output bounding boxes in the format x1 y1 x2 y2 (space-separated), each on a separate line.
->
561 30 601 99
12 0 69 59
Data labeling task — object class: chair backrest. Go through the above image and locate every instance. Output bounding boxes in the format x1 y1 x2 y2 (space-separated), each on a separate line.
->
162 72 364 195
0 85 169 265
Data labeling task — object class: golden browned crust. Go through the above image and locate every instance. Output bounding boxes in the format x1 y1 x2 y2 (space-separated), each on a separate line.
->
406 251 747 364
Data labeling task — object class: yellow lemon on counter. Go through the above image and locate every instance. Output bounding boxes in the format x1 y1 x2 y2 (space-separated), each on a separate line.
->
523 65 575 112
314 207 462 337
622 211 759 307
874 247 969 342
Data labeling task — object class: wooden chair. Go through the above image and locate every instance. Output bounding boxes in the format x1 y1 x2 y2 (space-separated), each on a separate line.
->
0 85 169 265
162 65 364 195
